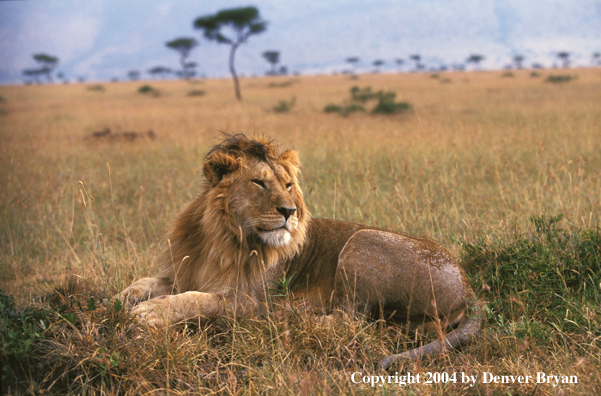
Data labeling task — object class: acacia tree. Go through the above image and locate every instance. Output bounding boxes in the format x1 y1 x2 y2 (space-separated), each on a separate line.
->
128 70 140 81
512 54 524 69
346 57 359 74
262 50 280 75
148 66 172 80
395 58 404 72
166 38 199 80
557 51 570 68
33 53 59 83
372 59 384 73
409 54 422 71
194 6 267 100
466 54 485 70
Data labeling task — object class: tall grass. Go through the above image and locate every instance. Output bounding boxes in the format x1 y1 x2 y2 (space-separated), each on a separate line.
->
1 69 600 394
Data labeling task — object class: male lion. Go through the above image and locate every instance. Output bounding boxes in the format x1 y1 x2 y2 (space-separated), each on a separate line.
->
119 133 481 370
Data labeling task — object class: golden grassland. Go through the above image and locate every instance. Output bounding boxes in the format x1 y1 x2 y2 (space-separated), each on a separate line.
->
1 69 600 394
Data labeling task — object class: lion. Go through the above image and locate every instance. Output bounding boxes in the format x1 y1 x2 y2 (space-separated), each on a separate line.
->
119 133 482 370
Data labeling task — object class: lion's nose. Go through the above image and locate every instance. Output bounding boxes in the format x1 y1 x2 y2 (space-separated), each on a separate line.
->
277 206 296 220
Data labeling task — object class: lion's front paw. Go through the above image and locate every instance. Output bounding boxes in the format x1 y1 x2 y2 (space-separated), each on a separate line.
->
116 287 146 309
129 296 181 327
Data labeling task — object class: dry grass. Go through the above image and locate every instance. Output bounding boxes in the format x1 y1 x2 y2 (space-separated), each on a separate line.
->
1 69 600 394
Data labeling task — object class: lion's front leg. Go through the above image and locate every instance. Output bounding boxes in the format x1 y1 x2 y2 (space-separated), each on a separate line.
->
118 277 173 308
130 291 224 327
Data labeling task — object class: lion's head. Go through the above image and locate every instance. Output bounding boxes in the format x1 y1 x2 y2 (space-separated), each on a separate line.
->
202 133 308 249
157 134 309 294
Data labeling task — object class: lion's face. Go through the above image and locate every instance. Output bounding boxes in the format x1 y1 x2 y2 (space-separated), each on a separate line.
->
202 142 307 251
229 158 302 248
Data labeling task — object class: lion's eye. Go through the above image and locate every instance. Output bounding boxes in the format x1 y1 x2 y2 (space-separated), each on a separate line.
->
286 183 293 191
252 179 266 188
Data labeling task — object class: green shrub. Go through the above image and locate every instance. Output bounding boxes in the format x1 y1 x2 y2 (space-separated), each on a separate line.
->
350 86 382 102
1 289 48 387
371 91 412 115
271 97 296 113
322 103 365 117
187 89 206 97
461 214 601 341
545 74 576 83
138 85 160 96
267 79 296 88
86 84 105 92
325 86 412 117
323 104 342 113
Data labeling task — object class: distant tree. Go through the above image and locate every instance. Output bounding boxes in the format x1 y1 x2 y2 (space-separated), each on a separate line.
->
278 65 288 75
372 59 384 73
22 68 43 84
593 52 601 66
166 37 199 80
395 58 404 72
512 55 524 69
194 6 267 101
262 50 280 75
148 66 172 79
557 52 570 68
409 54 422 71
185 62 198 78
30 53 59 83
56 72 68 84
346 57 359 74
128 70 141 81
466 54 485 70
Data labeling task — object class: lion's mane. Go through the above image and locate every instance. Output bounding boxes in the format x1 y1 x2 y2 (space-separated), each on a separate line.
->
155 134 309 297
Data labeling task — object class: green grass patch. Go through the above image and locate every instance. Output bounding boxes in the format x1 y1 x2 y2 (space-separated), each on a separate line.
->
324 86 412 117
138 84 160 96
86 84 105 92
271 97 296 113
187 89 206 97
545 74 577 83
462 214 601 343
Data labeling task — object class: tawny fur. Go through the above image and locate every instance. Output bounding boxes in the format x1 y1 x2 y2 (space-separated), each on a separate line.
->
119 133 482 370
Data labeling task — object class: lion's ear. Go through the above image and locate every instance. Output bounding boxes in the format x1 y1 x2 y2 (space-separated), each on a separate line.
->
203 153 241 186
280 150 300 169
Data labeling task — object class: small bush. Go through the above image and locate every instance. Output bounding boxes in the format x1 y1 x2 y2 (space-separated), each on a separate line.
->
325 86 412 117
323 104 342 113
138 85 160 96
501 72 514 78
271 97 296 113
187 89 206 97
268 79 296 88
530 71 541 78
86 84 105 92
461 214 601 341
350 86 382 102
372 98 412 115
545 74 576 83
322 103 365 117
1 289 49 388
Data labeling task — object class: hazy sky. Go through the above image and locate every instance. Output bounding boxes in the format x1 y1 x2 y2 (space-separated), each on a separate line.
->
0 0 599 84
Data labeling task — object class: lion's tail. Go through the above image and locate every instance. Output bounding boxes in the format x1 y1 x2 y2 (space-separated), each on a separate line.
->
379 301 483 371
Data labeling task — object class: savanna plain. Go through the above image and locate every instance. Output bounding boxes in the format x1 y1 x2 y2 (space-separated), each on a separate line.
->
1 69 600 395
